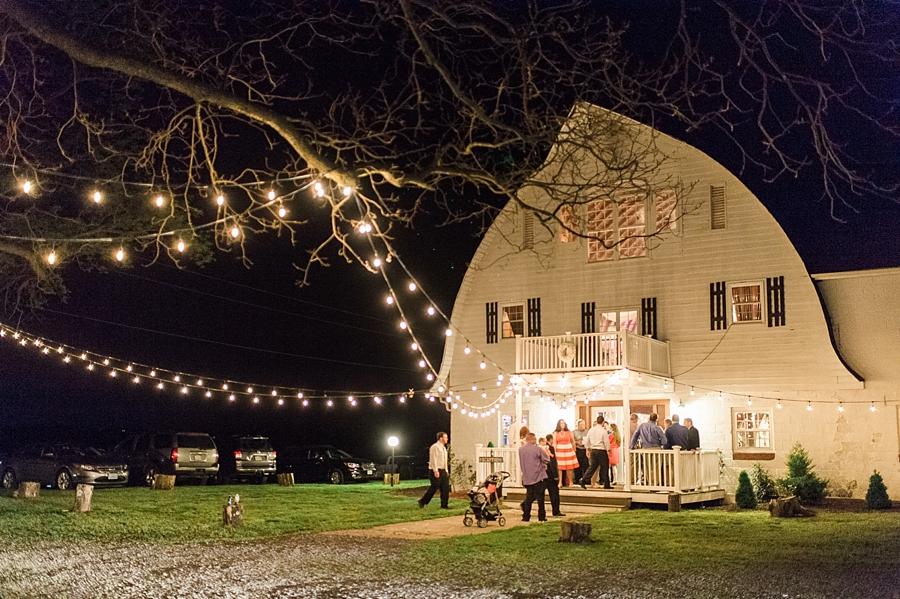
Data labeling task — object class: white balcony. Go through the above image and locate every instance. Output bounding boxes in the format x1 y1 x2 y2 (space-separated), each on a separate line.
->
515 330 671 377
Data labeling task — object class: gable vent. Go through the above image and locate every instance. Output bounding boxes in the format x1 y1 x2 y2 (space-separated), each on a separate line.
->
523 210 535 249
710 185 726 230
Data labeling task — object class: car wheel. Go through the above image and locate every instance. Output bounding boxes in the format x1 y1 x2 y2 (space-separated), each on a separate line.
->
1 469 16 490
144 465 157 487
463 515 474 527
56 469 73 490
328 469 344 485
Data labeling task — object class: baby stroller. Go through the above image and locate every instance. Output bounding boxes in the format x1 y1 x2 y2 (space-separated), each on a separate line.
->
463 470 510 528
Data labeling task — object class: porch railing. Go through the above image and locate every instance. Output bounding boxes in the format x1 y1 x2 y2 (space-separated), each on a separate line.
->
515 330 670 377
473 445 521 488
629 449 720 492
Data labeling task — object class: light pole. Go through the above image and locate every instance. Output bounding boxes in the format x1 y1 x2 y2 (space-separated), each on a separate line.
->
387 436 399 486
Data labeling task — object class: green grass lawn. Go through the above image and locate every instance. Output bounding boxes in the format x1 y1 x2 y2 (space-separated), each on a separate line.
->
0 480 446 543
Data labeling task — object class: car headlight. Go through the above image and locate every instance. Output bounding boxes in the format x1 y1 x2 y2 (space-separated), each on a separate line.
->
73 464 98 472
344 462 359 468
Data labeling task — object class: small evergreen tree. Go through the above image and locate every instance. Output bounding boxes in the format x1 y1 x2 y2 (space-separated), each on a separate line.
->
776 443 828 504
735 470 758 509
866 471 891 510
749 463 778 503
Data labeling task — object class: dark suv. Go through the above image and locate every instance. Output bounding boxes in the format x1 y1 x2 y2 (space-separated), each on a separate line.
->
114 432 218 486
216 435 276 484
277 445 377 484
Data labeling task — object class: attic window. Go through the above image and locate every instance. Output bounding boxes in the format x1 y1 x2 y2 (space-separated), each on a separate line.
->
710 185 726 230
559 204 577 243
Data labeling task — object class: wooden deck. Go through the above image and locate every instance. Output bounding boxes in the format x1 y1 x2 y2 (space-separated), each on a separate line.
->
504 485 725 512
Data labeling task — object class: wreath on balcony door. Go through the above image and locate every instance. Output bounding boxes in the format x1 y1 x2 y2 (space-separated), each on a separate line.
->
557 341 576 365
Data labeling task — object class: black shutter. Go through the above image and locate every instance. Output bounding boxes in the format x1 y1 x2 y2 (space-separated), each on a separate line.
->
486 302 498 343
641 297 657 339
581 302 596 334
767 276 786 327
527 297 542 337
710 281 727 330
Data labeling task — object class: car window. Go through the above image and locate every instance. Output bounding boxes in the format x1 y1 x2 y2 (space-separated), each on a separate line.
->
239 438 272 452
177 434 215 450
308 450 321 459
327 449 353 460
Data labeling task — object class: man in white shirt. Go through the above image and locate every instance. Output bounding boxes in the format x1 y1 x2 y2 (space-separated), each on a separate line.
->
579 415 612 489
418 432 450 509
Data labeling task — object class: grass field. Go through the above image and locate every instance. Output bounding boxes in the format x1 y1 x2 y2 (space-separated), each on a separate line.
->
0 480 446 543
2 482 898 596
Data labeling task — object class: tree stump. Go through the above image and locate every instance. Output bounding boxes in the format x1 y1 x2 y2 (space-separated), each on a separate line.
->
276 473 294 486
151 474 176 490
73 484 93 512
383 473 400 485
223 502 244 527
768 496 816 518
559 521 592 543
13 482 40 499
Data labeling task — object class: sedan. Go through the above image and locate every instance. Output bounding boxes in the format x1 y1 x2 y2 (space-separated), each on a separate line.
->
1 444 129 490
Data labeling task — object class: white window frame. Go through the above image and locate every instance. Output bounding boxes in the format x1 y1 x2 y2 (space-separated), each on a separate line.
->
729 281 764 325
731 408 774 455
597 309 640 333
586 189 677 263
501 303 525 339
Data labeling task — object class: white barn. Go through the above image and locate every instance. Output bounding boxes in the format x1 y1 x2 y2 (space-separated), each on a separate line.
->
434 103 898 505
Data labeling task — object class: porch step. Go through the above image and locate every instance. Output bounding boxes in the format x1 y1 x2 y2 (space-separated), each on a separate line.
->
504 487 632 512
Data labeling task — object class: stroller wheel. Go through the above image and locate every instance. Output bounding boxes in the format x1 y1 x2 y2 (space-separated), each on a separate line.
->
477 518 488 528
463 516 474 527
498 516 506 527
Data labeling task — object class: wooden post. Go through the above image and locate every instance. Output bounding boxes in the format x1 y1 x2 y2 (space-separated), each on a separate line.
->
667 492 682 512
276 473 294 486
222 502 244 527
73 484 93 512
151 474 176 490
672 447 682 491
13 481 40 499
383 473 400 485
559 521 592 543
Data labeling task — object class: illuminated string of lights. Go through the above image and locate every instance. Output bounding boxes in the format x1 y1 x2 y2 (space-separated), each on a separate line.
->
0 323 435 409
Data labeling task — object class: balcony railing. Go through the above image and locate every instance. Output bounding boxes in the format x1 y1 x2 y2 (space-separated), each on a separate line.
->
629 449 721 492
515 330 670 377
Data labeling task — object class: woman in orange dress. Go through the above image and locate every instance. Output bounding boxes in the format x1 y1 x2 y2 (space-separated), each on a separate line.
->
553 420 579 487
607 422 621 485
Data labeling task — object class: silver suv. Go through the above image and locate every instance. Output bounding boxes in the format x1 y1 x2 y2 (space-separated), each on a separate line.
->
114 432 219 486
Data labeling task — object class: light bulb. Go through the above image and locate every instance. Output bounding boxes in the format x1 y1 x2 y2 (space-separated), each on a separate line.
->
253 397 259 404
807 402 813 411
206 391 212 398
268 190 276 201
342 186 352 196
278 206 287 218
133 376 140 384
373 258 382 268
418 359 426 368
229 395 236 402
247 387 253 393
777 402 782 409
22 180 32 194
426 373 434 381
271 390 278 396
182 387 188 395
411 343 418 350
408 282 417 292
400 321 407 330
230 226 240 238
297 392 304 399
92 190 102 203
216 194 225 206
374 396 382 404
196 379 203 386
480 361 486 370
386 296 394 305
222 383 229 390
47 251 56 265
326 400 333 407
427 306 435 316
838 403 844 412
177 240 185 253
871 403 876 412
157 382 164 390
115 248 124 262
445 328 452 337
155 195 165 207
301 399 308 406
278 398 284 405
464 346 471 355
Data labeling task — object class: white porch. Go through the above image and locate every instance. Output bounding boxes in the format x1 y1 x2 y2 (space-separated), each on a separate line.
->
474 445 724 510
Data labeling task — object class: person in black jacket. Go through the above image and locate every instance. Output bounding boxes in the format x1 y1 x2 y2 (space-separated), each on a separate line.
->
543 434 565 517
684 418 701 451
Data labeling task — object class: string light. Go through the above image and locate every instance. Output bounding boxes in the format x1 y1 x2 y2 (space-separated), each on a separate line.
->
47 251 57 265
807 401 813 411
230 226 240 238
871 402 876 412
408 283 417 292
22 180 32 194
386 296 394 305
267 190 276 201
92 190 102 204
177 240 185 253
216 194 225 206
115 248 125 262
838 402 844 412
155 195 165 208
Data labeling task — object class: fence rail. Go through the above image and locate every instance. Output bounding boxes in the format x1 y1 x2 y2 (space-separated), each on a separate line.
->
629 449 720 492
515 331 670 377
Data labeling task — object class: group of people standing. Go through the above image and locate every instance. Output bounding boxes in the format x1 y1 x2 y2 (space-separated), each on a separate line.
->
629 413 700 452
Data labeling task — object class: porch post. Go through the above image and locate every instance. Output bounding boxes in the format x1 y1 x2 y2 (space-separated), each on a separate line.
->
622 380 631 492
515 386 523 445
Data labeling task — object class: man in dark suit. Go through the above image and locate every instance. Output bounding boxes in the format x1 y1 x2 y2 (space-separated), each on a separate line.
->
684 417 701 451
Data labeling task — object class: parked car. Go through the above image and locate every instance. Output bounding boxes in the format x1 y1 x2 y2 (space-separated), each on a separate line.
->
113 432 218 486
382 453 431 480
277 445 377 484
1 444 128 490
216 435 276 484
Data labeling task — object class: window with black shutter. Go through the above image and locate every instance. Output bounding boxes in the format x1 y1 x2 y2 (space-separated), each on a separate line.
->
641 297 658 338
527 298 541 337
581 302 596 334
710 281 727 330
486 302 498 343
767 276 786 327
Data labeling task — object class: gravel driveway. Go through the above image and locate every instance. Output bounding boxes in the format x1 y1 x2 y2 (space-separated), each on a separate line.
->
0 526 896 598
